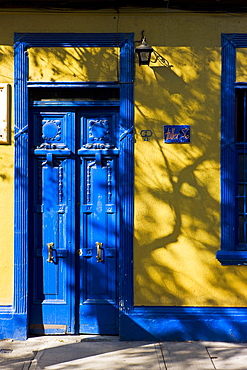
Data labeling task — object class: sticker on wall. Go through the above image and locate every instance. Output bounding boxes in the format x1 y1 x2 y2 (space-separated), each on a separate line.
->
164 125 190 143
140 130 153 141
0 84 10 144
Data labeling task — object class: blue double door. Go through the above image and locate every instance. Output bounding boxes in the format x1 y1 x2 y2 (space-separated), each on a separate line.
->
29 104 120 335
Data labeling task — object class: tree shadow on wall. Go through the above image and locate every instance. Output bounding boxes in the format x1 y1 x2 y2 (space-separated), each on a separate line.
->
28 46 119 82
133 46 246 308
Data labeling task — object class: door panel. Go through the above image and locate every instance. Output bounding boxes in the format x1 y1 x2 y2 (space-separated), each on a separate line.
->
29 105 119 335
78 109 119 334
29 110 75 335
79 158 118 334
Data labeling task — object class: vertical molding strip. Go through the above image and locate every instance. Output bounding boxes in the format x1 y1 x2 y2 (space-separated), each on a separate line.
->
221 35 236 251
14 41 29 321
119 36 134 314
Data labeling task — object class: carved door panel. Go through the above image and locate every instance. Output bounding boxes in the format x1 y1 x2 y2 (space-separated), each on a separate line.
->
29 106 119 335
29 109 75 334
77 109 119 334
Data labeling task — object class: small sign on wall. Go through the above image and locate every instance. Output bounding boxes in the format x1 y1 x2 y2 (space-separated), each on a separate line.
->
0 84 10 144
164 125 190 143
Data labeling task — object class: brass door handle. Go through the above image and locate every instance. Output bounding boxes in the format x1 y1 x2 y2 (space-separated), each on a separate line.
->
47 242 54 263
96 242 103 262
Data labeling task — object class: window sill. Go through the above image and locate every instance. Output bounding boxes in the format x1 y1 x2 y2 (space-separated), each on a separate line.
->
216 250 247 265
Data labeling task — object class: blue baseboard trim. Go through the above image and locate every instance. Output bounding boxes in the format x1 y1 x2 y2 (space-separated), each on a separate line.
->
12 313 28 340
0 307 27 340
2 305 247 342
0 307 14 340
119 307 247 342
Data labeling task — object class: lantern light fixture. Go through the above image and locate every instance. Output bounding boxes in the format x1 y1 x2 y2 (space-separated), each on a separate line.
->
135 33 154 66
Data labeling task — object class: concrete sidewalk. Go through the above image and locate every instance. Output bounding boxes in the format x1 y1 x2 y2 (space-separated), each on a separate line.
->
1 335 247 369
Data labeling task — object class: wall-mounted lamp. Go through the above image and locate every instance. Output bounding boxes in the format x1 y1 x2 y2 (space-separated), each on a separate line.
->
135 31 173 69
135 31 153 66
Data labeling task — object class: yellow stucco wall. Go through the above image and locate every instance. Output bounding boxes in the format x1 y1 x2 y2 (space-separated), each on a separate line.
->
0 45 13 305
134 50 221 306
1 8 247 306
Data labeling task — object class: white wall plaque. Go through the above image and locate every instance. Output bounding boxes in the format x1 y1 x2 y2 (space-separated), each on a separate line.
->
0 84 10 144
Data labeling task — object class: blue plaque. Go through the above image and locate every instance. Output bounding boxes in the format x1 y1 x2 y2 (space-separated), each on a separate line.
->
164 125 190 143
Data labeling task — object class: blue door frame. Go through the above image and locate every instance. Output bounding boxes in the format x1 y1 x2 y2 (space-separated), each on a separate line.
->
12 33 134 340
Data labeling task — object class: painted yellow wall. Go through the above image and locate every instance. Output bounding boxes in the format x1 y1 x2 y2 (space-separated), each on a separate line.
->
1 8 247 306
134 51 222 306
29 47 119 82
0 45 13 305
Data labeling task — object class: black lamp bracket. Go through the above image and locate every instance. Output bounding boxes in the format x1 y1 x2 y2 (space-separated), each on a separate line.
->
134 30 147 45
151 50 173 68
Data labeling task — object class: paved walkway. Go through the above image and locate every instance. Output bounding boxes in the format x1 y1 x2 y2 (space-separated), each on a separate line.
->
1 335 247 369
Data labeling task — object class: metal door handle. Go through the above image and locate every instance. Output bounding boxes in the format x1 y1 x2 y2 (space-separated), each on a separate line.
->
47 242 54 263
96 242 103 262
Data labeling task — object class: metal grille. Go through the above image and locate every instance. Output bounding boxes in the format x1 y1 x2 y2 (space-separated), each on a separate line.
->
236 89 247 249
237 151 247 247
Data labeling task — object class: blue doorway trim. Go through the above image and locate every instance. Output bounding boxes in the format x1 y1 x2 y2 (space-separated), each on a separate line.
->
10 33 134 340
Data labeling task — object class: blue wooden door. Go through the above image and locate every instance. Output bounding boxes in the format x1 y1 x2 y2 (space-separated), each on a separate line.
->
77 108 119 334
29 105 119 335
29 108 75 334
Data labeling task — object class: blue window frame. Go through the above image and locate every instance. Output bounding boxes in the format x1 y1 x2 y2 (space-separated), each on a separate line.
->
217 34 247 265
